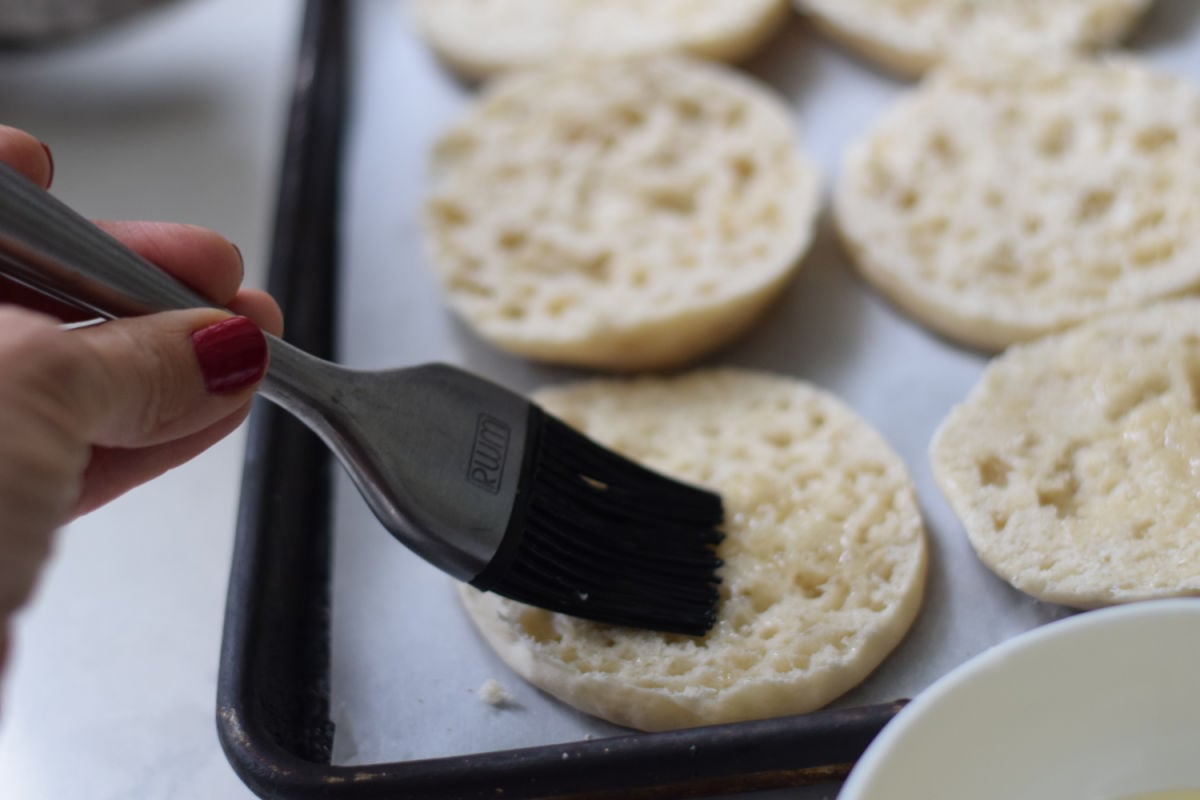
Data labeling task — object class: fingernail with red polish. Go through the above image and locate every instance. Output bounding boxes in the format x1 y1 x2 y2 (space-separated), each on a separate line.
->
192 316 267 394
40 142 54 187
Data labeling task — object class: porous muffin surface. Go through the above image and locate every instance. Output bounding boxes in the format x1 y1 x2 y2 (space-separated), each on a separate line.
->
422 57 821 371
460 369 927 731
836 55 1200 350
932 299 1200 607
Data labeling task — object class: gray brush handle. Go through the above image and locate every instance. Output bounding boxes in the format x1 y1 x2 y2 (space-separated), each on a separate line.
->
0 162 210 316
0 162 331 419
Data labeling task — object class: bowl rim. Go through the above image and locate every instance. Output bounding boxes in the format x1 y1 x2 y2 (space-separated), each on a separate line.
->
839 598 1200 800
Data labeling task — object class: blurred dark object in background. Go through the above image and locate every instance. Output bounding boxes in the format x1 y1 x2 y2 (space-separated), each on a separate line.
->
0 0 181 48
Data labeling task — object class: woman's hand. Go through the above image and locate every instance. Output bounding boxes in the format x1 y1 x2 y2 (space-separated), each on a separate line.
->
0 124 284 673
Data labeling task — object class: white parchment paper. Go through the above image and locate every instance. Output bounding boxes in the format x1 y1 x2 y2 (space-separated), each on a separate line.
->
328 3 1200 797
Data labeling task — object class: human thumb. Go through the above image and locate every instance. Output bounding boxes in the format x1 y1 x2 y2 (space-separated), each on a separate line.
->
0 307 266 626
64 309 269 448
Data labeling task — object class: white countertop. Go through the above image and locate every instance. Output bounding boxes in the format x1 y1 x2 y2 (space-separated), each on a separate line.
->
0 1 296 797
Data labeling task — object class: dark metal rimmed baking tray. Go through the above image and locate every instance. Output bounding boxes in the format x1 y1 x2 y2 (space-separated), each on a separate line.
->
214 2 907 797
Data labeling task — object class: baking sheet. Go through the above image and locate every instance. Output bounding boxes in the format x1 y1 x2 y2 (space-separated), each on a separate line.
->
327 1 1200 795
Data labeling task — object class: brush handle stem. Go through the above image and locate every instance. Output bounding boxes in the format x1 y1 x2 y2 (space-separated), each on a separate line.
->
0 162 335 433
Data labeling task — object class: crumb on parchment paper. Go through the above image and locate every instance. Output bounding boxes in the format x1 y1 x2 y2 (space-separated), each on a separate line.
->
477 678 513 707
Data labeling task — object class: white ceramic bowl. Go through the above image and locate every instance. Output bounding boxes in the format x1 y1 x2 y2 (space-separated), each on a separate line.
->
840 599 1200 800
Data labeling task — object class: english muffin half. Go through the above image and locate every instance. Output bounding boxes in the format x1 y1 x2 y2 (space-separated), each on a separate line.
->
836 54 1200 350
423 58 821 371
796 0 1152 78
932 299 1200 608
460 369 928 731
411 0 789 80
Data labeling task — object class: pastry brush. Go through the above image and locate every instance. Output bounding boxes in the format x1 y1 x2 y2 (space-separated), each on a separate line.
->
0 162 724 636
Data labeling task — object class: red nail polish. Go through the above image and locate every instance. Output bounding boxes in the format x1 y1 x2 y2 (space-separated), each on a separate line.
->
40 142 54 187
191 316 267 394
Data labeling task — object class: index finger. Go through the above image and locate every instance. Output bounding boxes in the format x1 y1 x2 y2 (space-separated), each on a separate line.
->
95 220 246 307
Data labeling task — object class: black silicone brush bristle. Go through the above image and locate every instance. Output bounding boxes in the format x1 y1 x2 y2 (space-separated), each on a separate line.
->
473 410 725 637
